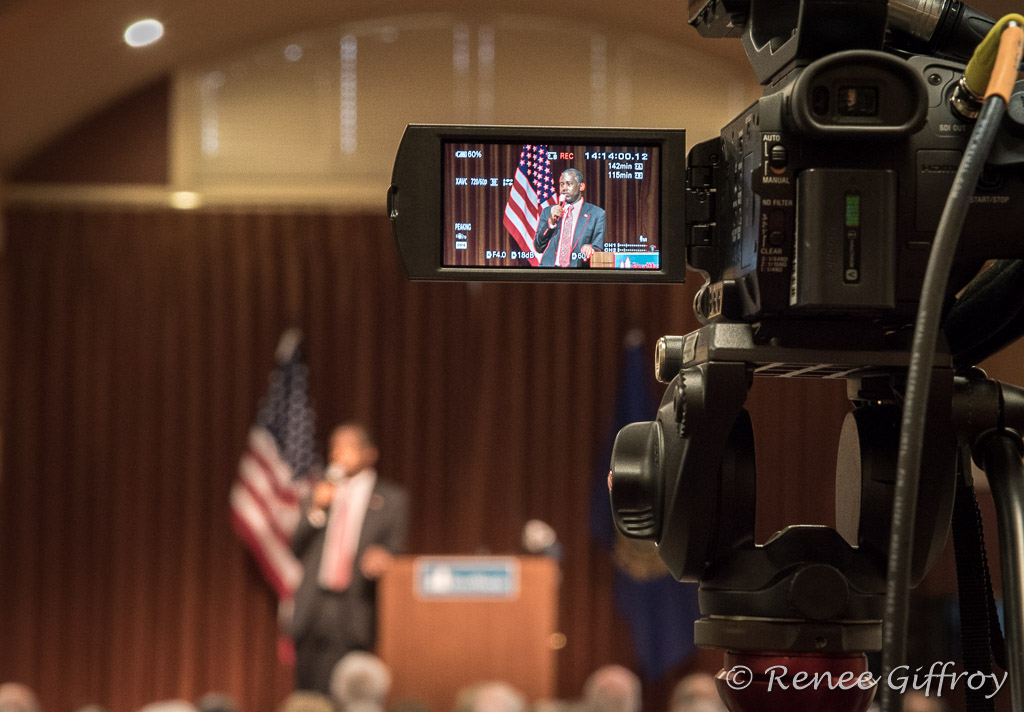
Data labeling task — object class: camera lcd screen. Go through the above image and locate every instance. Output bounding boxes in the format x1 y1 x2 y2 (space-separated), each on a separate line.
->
389 125 684 283
442 142 661 270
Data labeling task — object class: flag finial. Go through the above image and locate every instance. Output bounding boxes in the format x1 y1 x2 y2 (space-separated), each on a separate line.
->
275 328 303 363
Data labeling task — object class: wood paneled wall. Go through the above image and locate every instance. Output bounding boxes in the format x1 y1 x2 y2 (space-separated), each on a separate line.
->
0 207 851 712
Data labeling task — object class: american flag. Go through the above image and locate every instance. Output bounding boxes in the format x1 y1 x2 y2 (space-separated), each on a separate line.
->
503 144 558 266
229 329 318 601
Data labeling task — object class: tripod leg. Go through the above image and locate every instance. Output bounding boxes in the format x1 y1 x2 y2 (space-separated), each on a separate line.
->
976 432 1024 710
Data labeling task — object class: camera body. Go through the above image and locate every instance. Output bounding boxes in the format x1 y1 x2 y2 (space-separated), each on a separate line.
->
686 45 1024 337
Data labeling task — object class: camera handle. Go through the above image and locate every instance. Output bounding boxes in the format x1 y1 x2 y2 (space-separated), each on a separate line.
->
609 323 1024 709
952 373 1024 710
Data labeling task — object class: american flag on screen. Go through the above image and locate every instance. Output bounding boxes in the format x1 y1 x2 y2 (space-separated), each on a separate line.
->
503 144 558 266
229 329 318 602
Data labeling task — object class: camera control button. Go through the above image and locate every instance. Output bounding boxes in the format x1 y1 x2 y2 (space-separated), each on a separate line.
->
655 336 685 383
767 209 786 246
609 421 663 540
768 144 788 173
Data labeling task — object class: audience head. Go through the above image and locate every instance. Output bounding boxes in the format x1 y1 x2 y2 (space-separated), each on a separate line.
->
530 700 572 712
0 685 39 712
279 692 334 712
581 665 641 712
669 673 725 712
452 682 527 712
137 701 197 712
388 700 432 712
902 692 948 712
330 651 392 711
196 694 238 712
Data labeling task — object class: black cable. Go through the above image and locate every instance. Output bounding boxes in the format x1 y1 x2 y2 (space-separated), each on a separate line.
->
878 95 1008 712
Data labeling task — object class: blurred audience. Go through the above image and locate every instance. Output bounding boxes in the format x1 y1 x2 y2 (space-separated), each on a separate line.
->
330 652 392 712
279 692 334 712
196 693 237 712
668 673 725 712
452 682 527 712
388 699 432 712
137 701 197 712
902 692 948 712
581 665 641 712
530 700 574 712
2 663 960 712
0 684 40 712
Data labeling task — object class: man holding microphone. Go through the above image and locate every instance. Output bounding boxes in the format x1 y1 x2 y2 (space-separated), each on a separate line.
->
290 423 409 694
534 168 606 267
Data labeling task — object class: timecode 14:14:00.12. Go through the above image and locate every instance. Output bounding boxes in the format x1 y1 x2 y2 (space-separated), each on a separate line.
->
585 152 650 161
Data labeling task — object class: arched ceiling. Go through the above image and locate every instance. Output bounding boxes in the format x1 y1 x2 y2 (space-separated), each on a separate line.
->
0 0 1018 177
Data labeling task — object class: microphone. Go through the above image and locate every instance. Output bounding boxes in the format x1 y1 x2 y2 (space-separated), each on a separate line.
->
550 195 566 226
325 464 346 484
522 519 563 561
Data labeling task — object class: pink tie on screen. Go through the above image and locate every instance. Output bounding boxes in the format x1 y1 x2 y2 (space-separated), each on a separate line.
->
319 481 354 591
556 203 574 267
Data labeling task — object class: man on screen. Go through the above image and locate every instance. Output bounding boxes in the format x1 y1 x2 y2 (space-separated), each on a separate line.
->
534 168 606 267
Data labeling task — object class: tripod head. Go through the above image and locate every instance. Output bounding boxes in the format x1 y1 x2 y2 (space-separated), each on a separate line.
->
609 325 957 667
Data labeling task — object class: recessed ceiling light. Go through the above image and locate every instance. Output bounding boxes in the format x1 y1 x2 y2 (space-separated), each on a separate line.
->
124 19 164 48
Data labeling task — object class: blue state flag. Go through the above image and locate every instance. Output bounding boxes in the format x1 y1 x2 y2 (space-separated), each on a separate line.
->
590 330 701 681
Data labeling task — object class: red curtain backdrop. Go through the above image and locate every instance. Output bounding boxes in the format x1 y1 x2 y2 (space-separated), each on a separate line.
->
0 207 850 712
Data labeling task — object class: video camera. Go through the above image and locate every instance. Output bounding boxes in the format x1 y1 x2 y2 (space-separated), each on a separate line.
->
390 2 1024 710
685 0 1024 337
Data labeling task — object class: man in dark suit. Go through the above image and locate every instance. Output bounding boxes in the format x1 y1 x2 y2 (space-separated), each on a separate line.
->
534 168 606 267
290 423 408 694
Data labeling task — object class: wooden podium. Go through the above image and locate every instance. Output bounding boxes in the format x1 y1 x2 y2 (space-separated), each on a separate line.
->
378 556 559 709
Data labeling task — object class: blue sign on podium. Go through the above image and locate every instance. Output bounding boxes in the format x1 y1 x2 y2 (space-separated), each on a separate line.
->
415 557 520 599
